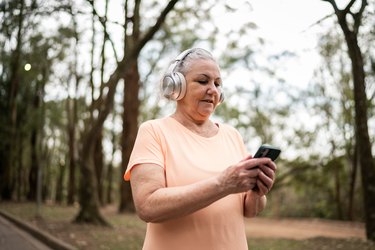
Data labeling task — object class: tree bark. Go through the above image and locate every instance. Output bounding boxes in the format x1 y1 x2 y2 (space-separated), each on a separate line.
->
341 11 375 243
323 0 375 240
28 80 42 201
67 97 77 205
55 164 65 204
67 13 80 206
27 127 38 201
106 120 117 204
94 131 104 205
347 142 358 220
74 133 109 225
119 60 140 212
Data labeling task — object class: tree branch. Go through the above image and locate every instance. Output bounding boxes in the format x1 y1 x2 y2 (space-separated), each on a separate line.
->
301 12 335 33
344 0 357 13
134 0 179 58
352 0 367 34
322 0 340 13
86 0 119 62
90 0 180 130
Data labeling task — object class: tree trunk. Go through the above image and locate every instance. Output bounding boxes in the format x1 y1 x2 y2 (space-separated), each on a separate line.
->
16 136 24 201
106 162 114 204
74 134 109 226
67 97 77 205
27 121 39 201
119 60 140 212
330 0 375 240
55 162 66 204
349 40 375 240
94 131 104 205
106 123 117 204
66 2 81 206
343 23 375 243
347 142 358 220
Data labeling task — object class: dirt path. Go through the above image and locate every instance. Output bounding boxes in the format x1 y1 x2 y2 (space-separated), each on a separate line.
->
245 217 365 239
102 204 367 240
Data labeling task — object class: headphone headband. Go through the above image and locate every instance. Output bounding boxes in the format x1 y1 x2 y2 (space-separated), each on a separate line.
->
167 48 196 75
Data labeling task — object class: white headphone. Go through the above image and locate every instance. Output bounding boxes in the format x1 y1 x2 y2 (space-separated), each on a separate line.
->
161 48 224 103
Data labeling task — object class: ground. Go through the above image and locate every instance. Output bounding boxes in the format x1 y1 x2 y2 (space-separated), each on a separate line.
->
0 202 374 250
245 217 365 239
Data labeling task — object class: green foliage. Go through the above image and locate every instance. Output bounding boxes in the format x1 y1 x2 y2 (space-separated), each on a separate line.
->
0 0 81 201
0 0 373 224
266 156 363 220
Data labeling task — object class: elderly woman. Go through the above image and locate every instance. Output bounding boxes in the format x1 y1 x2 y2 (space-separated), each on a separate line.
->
124 48 277 250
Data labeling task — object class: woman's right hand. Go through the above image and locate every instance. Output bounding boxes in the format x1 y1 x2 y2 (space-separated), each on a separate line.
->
217 155 274 194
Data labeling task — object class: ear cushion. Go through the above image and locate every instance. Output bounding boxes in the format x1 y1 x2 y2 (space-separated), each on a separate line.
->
162 71 187 100
161 49 194 100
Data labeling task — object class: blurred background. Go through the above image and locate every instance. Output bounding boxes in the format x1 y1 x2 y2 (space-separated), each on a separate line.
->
0 0 374 246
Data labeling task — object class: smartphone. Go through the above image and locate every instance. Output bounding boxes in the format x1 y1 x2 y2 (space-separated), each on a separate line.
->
253 144 281 161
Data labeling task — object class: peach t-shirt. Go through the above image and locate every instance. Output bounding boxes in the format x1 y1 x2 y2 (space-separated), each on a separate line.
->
124 117 249 250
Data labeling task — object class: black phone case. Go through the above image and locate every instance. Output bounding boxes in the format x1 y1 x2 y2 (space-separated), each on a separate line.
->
254 145 281 161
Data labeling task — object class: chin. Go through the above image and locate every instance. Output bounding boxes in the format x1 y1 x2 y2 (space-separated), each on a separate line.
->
198 109 214 118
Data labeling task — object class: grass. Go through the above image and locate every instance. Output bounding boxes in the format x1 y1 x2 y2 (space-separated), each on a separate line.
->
0 202 374 250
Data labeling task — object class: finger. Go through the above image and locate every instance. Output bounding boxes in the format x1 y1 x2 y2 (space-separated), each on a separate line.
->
257 170 273 189
243 168 260 178
266 161 277 171
259 164 276 180
256 179 270 195
243 158 272 170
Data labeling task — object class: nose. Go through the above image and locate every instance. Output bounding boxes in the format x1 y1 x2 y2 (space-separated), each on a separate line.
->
207 81 221 96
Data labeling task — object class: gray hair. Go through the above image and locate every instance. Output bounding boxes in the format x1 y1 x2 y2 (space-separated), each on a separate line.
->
174 48 217 76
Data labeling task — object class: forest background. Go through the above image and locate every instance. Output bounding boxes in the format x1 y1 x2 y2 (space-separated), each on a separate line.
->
1 0 375 242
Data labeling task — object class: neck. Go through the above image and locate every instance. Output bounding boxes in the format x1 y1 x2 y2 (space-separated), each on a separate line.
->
171 112 218 138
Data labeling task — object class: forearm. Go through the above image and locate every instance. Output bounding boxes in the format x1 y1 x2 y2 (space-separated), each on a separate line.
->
134 175 228 223
131 158 273 223
243 191 267 218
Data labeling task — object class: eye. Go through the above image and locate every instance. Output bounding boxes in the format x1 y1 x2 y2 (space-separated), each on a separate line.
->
197 79 208 84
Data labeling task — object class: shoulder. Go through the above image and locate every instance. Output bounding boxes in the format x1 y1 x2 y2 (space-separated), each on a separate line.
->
138 117 175 137
140 117 172 130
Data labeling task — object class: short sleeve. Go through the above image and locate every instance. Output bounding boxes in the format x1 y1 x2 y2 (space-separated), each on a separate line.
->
123 121 165 181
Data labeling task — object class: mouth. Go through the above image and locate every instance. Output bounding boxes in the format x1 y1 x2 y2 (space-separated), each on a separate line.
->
202 99 214 104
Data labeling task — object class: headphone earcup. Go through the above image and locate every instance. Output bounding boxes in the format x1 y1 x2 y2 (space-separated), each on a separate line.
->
161 71 187 100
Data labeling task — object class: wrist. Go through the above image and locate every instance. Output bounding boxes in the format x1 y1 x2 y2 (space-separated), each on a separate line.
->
214 175 229 197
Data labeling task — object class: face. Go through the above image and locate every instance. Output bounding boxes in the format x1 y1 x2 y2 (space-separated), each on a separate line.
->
177 58 222 121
